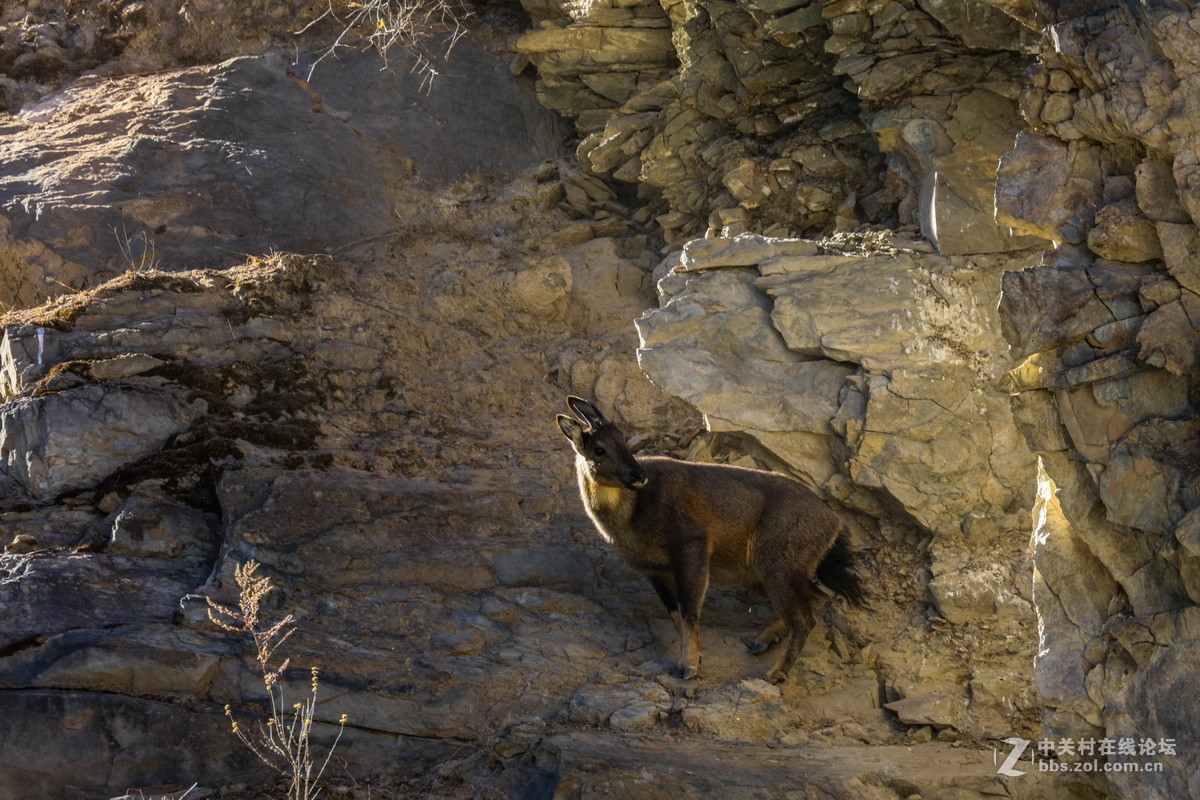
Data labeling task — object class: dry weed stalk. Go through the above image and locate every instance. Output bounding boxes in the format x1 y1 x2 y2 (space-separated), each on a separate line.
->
114 226 160 273
300 0 471 89
208 561 348 800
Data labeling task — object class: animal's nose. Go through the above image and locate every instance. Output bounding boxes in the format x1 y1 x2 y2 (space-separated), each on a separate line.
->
629 468 647 488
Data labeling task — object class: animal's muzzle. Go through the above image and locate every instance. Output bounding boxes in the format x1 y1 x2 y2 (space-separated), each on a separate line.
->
627 468 647 489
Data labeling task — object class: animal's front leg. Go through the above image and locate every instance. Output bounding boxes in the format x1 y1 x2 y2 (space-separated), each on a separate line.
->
647 572 685 645
672 542 710 680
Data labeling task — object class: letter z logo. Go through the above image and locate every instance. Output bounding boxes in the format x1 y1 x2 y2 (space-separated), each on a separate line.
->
995 737 1030 777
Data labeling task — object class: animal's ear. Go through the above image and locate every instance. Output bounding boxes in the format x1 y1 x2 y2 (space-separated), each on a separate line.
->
557 414 587 453
566 395 607 428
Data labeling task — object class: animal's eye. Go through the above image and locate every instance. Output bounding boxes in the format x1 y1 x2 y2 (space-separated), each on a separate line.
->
593 446 607 457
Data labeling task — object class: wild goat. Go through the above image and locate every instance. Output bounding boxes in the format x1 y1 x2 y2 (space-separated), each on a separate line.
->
556 396 863 684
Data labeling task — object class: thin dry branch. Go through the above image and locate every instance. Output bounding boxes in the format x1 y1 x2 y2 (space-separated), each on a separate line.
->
298 0 473 87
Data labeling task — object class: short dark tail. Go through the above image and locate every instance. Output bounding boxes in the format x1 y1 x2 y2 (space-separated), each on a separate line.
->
815 531 865 607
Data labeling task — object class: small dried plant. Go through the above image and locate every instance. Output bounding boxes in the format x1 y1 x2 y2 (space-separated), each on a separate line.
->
299 0 471 89
207 561 348 800
114 226 160 273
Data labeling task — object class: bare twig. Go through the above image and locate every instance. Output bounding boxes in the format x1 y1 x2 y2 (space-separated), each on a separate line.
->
298 0 472 89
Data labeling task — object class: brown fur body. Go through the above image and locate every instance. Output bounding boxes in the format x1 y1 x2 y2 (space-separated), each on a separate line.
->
558 397 862 684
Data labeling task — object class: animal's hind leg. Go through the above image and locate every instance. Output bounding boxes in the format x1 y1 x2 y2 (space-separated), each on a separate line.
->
762 581 817 685
747 618 787 655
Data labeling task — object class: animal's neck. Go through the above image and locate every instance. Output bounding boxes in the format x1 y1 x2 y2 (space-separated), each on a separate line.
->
576 457 636 542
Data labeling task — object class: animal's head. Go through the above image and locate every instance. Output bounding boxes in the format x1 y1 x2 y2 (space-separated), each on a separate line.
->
556 396 647 490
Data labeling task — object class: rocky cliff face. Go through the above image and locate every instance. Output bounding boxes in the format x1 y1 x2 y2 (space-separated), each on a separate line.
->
995 3 1200 799
0 0 1196 798
515 0 1041 250
0 36 564 307
515 0 1200 797
517 0 1059 739
0 181 1069 800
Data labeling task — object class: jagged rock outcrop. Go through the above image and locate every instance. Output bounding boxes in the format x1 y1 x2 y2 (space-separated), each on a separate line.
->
991 2 1200 798
518 0 890 241
636 230 1045 744
517 0 1046 251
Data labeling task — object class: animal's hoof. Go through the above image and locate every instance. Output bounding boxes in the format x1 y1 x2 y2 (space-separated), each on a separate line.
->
764 669 788 685
746 641 768 655
680 665 700 680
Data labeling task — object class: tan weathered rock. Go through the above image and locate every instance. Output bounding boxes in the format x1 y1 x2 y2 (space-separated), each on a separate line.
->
1156 221 1200 294
1136 159 1191 224
928 568 1003 625
999 261 1155 360
1087 198 1163 263
1137 299 1200 376
513 19 676 132
567 680 671 727
4 533 38 553
1175 509 1200 605
874 91 1046 255
636 268 853 442
679 233 820 270
916 0 1029 48
87 354 166 381
1096 436 1190 535
561 236 654 331
885 690 969 732
996 133 1103 244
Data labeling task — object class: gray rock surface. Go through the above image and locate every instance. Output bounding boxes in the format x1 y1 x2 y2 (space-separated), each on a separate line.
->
0 45 564 307
0 383 203 499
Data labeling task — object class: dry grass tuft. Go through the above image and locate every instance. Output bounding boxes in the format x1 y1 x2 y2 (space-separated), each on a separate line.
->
0 251 318 331
0 269 206 329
